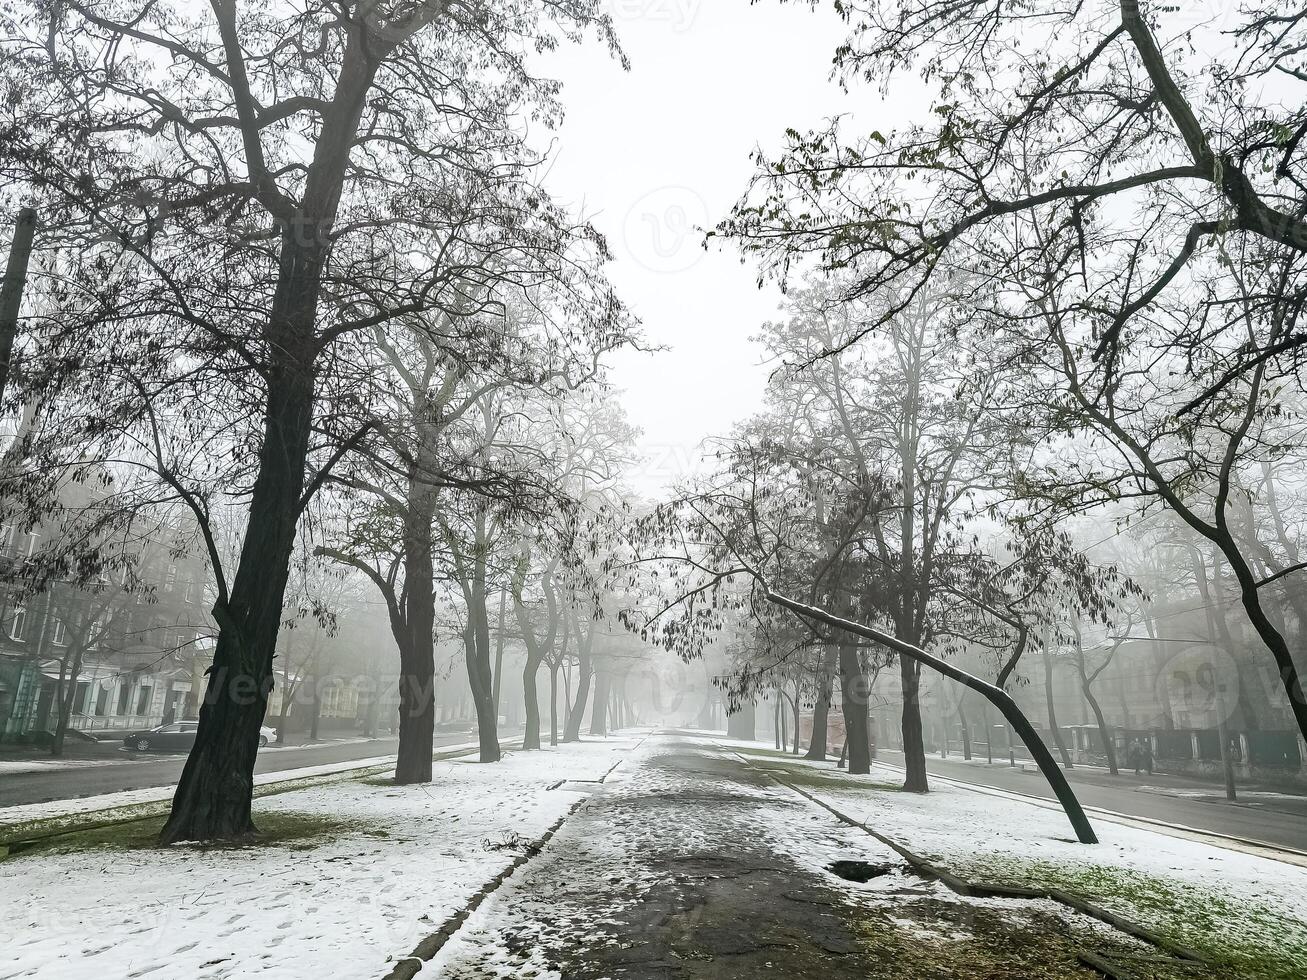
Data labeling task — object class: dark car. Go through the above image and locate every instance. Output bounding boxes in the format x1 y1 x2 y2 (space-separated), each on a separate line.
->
123 721 199 752
124 722 274 752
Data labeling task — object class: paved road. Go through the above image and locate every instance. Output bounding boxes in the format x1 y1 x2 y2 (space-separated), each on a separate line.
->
873 748 1307 853
0 730 484 807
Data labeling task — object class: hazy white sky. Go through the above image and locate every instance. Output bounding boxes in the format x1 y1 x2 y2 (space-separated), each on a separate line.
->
535 1 860 498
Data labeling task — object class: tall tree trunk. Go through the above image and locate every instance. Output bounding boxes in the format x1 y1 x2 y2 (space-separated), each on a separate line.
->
841 643 872 775
492 589 507 717
564 659 592 742
774 696 782 750
468 525 500 762
159 34 380 841
726 697 756 739
899 657 928 790
1041 629 1074 768
160 287 319 843
395 457 438 783
958 700 972 761
309 672 322 742
590 671 610 736
1081 669 1118 775
0 207 36 406
805 645 836 760
549 663 559 747
791 686 802 754
50 644 84 758
521 653 543 750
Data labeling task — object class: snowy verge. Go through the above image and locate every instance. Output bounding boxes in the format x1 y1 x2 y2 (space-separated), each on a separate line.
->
726 740 1307 978
0 737 639 980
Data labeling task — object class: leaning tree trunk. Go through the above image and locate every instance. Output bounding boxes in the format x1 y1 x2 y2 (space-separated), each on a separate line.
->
768 590 1099 843
899 658 929 790
840 643 872 775
159 271 320 843
805 644 837 760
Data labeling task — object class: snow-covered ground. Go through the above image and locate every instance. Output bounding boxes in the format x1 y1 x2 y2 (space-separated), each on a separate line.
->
727 739 1307 974
0 758 134 775
0 736 641 980
0 752 406 828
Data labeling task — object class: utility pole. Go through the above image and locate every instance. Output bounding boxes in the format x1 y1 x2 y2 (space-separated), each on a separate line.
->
1216 685 1237 802
0 207 37 406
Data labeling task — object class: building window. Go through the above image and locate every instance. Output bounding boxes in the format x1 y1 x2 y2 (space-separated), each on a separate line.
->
0 524 13 553
74 681 91 715
116 683 131 716
51 619 68 646
23 532 39 559
94 686 108 716
165 564 177 591
8 605 26 642
135 685 152 716
183 579 196 603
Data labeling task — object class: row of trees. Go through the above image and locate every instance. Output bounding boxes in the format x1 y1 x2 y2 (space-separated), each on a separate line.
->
613 0 1307 845
0 0 647 842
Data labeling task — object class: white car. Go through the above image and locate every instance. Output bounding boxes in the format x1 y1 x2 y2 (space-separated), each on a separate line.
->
259 726 279 747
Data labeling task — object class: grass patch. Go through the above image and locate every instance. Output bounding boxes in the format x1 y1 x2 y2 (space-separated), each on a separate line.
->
8 808 379 859
853 896 1211 979
734 748 905 792
959 855 1307 980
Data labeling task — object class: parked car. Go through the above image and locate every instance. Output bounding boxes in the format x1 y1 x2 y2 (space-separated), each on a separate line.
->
124 722 277 752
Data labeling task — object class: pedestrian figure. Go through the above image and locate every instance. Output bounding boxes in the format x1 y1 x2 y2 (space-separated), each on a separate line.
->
1141 739 1154 776
1127 739 1142 775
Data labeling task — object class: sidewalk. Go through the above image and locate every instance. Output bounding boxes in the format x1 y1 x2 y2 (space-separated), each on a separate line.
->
429 735 1189 979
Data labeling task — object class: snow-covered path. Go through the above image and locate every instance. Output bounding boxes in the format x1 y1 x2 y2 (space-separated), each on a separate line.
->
428 734 1159 979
